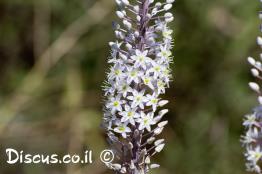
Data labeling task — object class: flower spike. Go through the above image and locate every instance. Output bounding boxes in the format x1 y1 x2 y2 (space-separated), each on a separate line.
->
102 0 175 173
241 1 262 173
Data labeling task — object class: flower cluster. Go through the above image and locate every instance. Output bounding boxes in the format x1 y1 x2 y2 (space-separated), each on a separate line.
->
241 106 262 173
102 0 174 173
241 3 262 173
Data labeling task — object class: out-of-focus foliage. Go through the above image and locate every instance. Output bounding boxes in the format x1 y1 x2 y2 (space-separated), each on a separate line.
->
0 0 260 174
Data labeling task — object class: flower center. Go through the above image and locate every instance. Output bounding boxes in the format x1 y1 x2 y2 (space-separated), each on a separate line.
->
144 78 149 84
255 152 262 161
127 112 133 118
154 66 161 71
151 99 158 104
136 96 141 102
130 71 137 77
113 101 119 107
122 85 127 90
163 30 172 38
162 50 170 57
138 55 145 62
115 69 121 75
119 126 125 132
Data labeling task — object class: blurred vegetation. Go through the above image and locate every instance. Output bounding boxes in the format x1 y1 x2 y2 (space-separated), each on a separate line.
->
0 0 260 174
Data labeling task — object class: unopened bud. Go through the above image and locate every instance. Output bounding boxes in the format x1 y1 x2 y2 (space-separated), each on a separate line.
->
249 82 260 93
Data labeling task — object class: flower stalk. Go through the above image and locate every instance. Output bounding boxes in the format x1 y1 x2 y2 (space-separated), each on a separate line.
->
102 0 174 173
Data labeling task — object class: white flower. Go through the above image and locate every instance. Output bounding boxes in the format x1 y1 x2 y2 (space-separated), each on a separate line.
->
246 146 262 163
157 45 172 60
148 62 164 79
116 83 133 98
131 50 152 69
243 114 259 127
146 94 159 111
127 67 143 84
142 76 155 89
104 84 115 96
246 162 261 173
119 105 140 125
137 112 155 131
127 90 147 109
106 96 125 114
114 123 131 138
241 128 258 144
162 27 173 40
108 65 125 81
162 67 172 84
156 80 166 94
109 41 122 50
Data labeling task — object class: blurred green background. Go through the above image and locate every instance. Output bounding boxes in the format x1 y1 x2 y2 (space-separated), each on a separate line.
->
0 0 260 173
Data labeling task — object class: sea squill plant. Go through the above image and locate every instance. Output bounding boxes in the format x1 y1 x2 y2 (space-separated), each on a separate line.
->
102 0 175 173
241 1 262 173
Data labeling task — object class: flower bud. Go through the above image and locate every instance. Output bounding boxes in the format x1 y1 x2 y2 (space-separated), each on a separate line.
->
166 0 175 3
155 144 165 152
121 0 129 6
257 36 262 46
258 96 262 105
154 139 165 146
116 11 125 19
150 164 160 169
164 4 172 11
251 68 259 77
158 121 168 127
248 57 256 65
249 82 260 93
